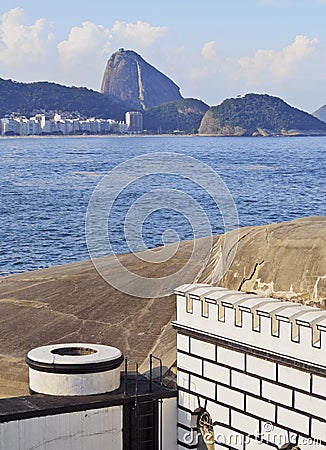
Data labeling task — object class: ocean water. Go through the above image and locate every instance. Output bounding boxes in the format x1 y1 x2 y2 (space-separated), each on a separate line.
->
0 135 324 276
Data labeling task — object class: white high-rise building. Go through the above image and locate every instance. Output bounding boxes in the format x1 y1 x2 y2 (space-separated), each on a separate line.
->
1 118 19 135
125 111 143 133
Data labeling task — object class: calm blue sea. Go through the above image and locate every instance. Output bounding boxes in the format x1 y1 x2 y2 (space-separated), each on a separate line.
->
0 136 325 276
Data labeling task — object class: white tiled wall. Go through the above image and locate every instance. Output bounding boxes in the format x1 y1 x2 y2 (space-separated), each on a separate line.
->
175 285 326 450
0 406 123 450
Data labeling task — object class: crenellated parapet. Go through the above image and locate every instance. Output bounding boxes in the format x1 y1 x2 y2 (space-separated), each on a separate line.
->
174 284 326 369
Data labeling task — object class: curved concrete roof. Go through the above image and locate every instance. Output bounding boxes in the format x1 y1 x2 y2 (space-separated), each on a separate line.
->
0 216 325 397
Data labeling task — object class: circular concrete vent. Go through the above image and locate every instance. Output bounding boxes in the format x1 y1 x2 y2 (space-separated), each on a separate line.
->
26 343 124 396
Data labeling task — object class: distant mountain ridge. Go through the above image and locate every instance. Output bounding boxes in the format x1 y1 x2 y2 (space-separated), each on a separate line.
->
0 78 129 120
100 48 183 109
199 94 326 136
312 105 326 123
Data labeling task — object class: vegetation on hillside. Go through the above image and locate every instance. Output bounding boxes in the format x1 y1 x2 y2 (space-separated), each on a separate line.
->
143 98 209 133
0 78 128 120
2 75 325 136
199 93 326 135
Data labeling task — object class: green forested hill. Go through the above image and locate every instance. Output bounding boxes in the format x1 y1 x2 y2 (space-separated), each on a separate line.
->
0 78 128 119
199 93 326 136
143 98 209 133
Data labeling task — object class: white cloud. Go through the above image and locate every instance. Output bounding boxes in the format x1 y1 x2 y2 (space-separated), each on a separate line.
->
0 8 169 89
0 7 53 67
56 19 168 87
236 35 318 84
184 41 220 83
57 21 111 69
57 20 168 66
111 20 168 49
201 41 219 61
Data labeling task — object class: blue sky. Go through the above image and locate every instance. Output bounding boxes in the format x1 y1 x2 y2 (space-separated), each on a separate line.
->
0 0 325 112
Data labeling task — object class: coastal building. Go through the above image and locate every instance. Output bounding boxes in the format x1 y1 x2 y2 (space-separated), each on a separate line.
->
28 117 42 135
1 117 19 135
0 115 128 136
118 120 129 133
0 285 325 449
125 111 143 133
39 114 52 134
19 118 29 135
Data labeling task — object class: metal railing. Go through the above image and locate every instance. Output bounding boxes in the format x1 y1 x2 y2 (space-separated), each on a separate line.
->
123 353 164 450
149 354 163 392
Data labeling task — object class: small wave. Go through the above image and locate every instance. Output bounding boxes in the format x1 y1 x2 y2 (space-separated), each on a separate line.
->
73 171 102 177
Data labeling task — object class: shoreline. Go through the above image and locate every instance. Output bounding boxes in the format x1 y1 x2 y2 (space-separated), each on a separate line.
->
1 133 326 140
0 133 197 139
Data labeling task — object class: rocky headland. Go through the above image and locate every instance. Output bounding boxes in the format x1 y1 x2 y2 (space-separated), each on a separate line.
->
101 48 183 109
199 93 326 136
